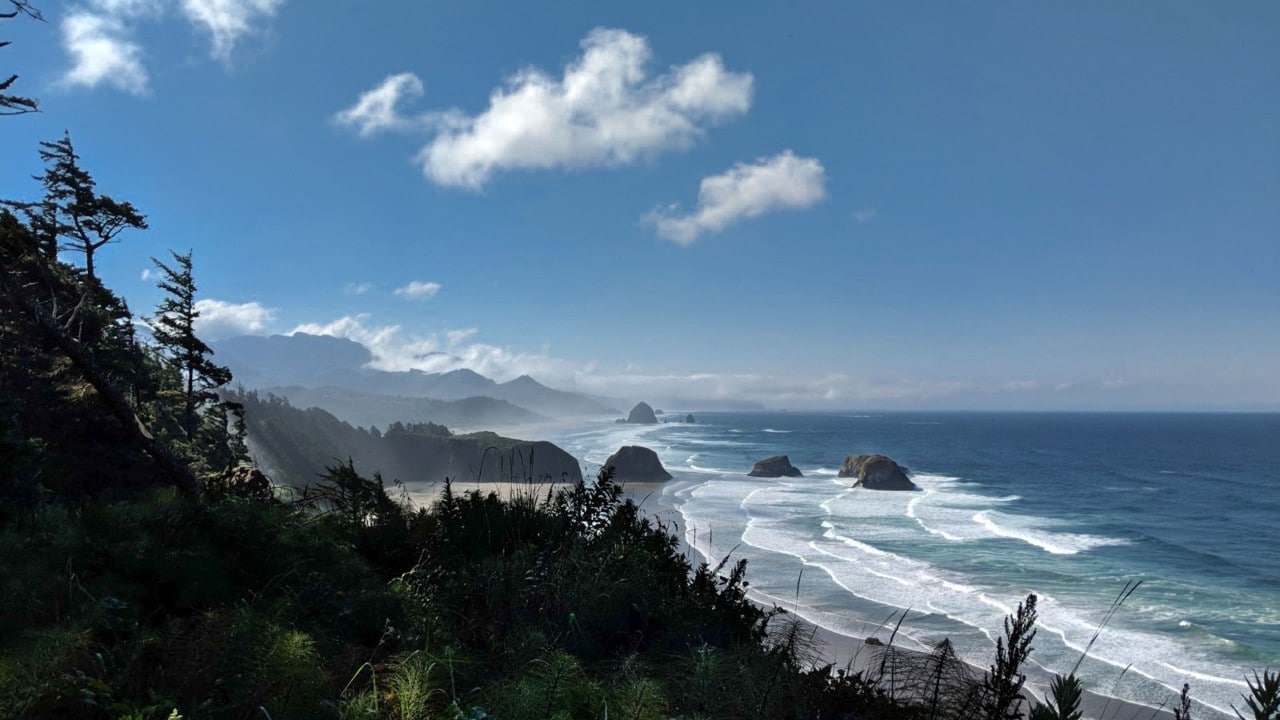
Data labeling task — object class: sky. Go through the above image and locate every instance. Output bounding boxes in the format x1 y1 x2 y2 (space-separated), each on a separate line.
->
4 1 1279 410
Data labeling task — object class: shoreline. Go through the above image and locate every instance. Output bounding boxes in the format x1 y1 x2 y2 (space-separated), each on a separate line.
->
620 478 1181 720
396 473 1183 720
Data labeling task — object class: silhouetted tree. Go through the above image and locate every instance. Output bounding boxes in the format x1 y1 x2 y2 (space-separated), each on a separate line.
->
149 250 232 441
6 133 147 278
984 593 1039 720
1 1 41 117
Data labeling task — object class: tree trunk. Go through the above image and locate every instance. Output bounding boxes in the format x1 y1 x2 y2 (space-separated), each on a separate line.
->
0 271 200 495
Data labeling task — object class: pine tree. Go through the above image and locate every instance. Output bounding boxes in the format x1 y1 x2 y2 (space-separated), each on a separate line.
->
149 250 232 442
5 133 147 276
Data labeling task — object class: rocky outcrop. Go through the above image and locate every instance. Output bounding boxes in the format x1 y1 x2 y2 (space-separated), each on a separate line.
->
838 454 918 490
604 445 673 483
748 455 803 478
686 414 696 423
626 402 659 424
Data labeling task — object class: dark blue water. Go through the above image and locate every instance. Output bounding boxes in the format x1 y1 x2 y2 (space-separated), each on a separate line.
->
552 412 1280 718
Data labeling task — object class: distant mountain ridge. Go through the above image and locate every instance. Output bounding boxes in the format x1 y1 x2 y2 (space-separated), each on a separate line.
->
231 390 583 488
211 333 620 420
261 385 545 430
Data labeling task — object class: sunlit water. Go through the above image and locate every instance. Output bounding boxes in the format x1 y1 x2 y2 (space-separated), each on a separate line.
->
547 412 1280 719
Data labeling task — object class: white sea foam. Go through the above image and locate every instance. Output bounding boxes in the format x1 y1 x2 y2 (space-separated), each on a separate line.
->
971 510 1129 555
762 428 791 433
551 417 1250 720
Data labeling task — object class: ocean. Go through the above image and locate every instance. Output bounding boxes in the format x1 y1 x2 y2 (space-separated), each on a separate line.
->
546 412 1280 719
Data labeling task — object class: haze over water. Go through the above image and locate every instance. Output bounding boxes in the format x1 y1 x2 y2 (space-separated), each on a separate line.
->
552 412 1280 720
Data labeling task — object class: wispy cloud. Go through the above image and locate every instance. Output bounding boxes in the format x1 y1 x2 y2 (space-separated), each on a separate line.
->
58 0 286 93
336 28 753 189
447 328 478 346
179 0 286 62
140 267 157 281
648 151 827 244
334 72 425 137
289 315 578 383
60 10 150 94
193 299 276 340
343 281 373 296
393 280 441 300
853 206 878 224
285 313 1008 408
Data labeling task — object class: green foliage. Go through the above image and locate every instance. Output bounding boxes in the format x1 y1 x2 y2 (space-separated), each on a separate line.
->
1030 674 1083 720
983 593 1038 720
1235 670 1280 720
147 250 240 473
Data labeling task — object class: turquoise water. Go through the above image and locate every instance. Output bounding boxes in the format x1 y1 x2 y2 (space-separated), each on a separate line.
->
548 412 1280 719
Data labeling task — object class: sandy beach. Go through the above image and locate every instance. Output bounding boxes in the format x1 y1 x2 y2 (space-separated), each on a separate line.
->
395 474 1180 720
624 479 1182 720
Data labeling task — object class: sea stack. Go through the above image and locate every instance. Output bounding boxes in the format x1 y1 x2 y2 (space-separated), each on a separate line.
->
838 454 918 491
626 401 659 424
604 445 673 482
748 455 803 478
686 414 696 423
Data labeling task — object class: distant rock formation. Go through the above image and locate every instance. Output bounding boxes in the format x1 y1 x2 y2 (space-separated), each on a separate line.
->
838 454 918 491
655 409 665 415
748 455 803 478
685 414 696 423
604 445 673 483
626 402 659 424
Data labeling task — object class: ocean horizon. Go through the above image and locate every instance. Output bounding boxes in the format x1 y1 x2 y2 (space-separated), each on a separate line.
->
546 410 1280 720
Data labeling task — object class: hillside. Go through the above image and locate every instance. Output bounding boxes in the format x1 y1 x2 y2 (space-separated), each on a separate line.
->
234 390 582 487
259 384 544 429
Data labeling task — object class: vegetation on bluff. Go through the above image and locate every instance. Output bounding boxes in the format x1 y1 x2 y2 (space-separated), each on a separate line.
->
2 7 1277 718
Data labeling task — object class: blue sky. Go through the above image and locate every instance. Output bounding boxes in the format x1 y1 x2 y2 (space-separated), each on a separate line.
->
5 1 1278 409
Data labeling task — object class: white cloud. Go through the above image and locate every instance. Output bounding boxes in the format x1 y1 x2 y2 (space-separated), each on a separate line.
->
58 0 285 94
60 11 149 94
338 28 753 189
288 315 576 382
447 328 478 346
343 281 373 295
140 267 157 280
394 280 441 300
180 0 286 61
193 299 276 340
648 151 827 244
285 313 990 408
334 72 425 137
853 206 878 224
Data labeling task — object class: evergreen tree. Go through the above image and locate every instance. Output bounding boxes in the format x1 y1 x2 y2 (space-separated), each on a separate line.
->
149 250 232 442
5 133 147 277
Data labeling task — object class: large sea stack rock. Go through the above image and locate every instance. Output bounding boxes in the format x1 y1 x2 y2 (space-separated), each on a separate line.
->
626 402 659 424
604 445 673 483
838 454 918 491
748 455 803 478
686 414 696 423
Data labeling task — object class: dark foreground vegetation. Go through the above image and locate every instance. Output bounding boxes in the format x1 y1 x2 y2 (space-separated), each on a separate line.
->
3 5 1278 719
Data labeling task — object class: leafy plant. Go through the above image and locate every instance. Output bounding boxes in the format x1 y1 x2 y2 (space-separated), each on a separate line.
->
1235 670 1280 720
1030 674 1083 720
